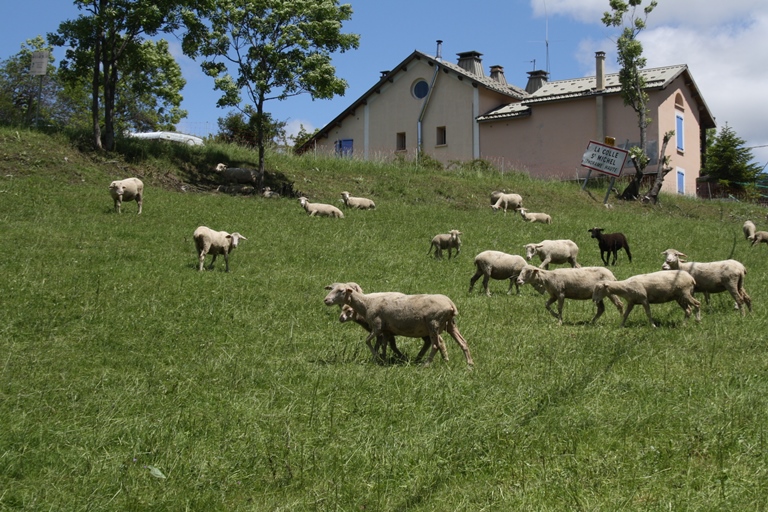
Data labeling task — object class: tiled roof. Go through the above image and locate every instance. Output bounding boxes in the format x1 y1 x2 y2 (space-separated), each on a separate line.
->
428 52 528 99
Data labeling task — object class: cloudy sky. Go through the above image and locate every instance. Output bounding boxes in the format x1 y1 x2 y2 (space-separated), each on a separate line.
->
3 0 767 166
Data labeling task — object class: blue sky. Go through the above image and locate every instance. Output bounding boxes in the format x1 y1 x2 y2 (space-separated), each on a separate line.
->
3 0 767 166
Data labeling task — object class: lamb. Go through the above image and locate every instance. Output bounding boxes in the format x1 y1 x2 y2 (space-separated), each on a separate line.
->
743 220 756 241
340 191 376 210
588 227 632 266
298 196 345 218
193 226 247 272
751 231 768 246
490 190 505 205
516 207 552 224
524 239 580 269
490 192 523 214
427 230 462 259
323 285 474 367
108 177 143 214
516 265 623 325
592 270 701 327
262 187 280 198
468 250 527 296
660 248 751 314
215 163 258 185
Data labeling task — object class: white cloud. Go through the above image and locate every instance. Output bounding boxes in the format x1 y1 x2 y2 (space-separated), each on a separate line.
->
284 119 315 142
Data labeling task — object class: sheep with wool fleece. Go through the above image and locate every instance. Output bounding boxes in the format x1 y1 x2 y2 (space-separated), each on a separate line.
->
524 239 580 269
428 230 462 259
323 285 474 367
660 248 751 314
193 226 247 272
751 231 768 246
490 192 523 214
468 250 527 296
588 227 632 266
516 264 623 325
743 220 756 241
516 207 552 224
298 196 345 218
340 191 376 209
109 177 144 214
592 270 701 327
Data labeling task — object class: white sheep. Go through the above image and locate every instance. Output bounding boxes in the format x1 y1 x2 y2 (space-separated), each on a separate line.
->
490 190 505 205
193 226 247 272
516 265 623 325
743 220 756 241
340 191 376 209
516 207 552 224
661 249 751 314
109 177 144 214
323 285 474 367
427 230 462 259
214 163 260 185
468 250 527 296
524 239 580 269
490 192 523 214
751 231 768 247
592 270 701 327
298 197 345 218
262 187 280 198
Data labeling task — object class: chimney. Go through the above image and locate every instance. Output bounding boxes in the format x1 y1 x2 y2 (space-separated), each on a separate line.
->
436 40 443 62
595 51 606 91
456 51 484 76
380 70 390 78
489 65 507 85
525 69 549 94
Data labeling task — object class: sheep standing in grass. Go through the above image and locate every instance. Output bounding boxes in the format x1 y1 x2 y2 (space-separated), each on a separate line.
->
490 190 505 205
193 226 247 272
588 227 632 265
428 230 462 259
298 197 344 218
524 239 580 269
516 207 552 224
661 248 751 314
468 250 527 296
109 177 143 214
491 192 523 214
743 220 756 241
751 231 768 247
340 191 376 210
592 270 701 327
516 265 623 325
323 285 474 367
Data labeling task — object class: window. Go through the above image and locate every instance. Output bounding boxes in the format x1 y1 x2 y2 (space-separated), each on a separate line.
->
676 112 684 152
334 139 353 157
412 79 429 99
396 132 406 151
436 126 447 146
677 168 685 195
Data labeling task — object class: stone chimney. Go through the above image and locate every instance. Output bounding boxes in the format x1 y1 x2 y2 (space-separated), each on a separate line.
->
525 69 549 94
489 65 507 85
456 51 484 76
595 51 606 91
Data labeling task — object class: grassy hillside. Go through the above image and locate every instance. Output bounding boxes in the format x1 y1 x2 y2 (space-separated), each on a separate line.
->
1 127 768 510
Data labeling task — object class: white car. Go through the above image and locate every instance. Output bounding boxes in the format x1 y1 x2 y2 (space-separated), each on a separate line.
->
127 131 204 146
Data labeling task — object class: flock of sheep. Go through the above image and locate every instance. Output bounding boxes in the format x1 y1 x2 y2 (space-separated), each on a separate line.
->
108 176 757 368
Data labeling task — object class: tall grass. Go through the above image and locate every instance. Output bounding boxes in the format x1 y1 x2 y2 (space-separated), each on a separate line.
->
1 127 767 510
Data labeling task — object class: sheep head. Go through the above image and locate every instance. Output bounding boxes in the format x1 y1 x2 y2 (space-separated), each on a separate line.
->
592 282 610 303
227 233 247 249
589 227 604 238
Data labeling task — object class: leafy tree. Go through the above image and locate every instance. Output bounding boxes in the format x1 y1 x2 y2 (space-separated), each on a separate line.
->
291 124 319 150
215 110 286 148
0 36 89 129
702 124 762 189
602 0 664 202
49 0 192 150
189 0 360 188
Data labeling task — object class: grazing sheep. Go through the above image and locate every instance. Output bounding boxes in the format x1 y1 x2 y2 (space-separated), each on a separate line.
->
743 220 756 241
524 239 580 269
193 226 247 272
340 191 376 209
491 192 523 214
109 177 144 214
516 265 623 325
751 231 768 246
215 164 259 185
428 230 462 259
516 207 552 224
298 196 345 218
592 270 701 327
468 250 527 296
262 187 280 198
661 249 751 314
490 190 505 205
588 227 632 266
323 285 474 367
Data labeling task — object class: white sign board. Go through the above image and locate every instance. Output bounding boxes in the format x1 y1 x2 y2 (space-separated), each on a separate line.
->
30 51 49 76
581 140 629 177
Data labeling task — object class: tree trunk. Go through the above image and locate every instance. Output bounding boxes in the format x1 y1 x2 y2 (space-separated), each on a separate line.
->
619 157 644 200
643 132 674 204
91 19 103 150
255 95 266 191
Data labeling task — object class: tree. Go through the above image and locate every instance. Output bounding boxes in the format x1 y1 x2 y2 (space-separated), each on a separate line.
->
49 0 191 150
602 0 662 201
215 110 286 148
291 124 319 150
190 0 360 188
702 124 762 189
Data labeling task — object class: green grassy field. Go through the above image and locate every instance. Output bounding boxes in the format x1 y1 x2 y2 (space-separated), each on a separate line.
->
2 128 768 510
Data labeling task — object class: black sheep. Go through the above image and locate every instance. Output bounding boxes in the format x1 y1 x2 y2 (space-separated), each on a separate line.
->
588 227 632 265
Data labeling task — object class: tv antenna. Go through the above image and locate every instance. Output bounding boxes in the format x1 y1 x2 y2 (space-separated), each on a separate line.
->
527 0 552 74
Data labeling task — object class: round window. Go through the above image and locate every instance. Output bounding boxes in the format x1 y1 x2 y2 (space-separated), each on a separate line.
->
413 80 429 99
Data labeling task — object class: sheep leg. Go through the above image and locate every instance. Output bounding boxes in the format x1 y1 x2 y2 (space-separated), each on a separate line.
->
223 253 230 273
740 288 752 312
601 250 609 266
591 299 606 323
414 336 433 363
446 321 474 367
423 331 448 366
620 302 636 328
611 250 618 265
539 257 551 270
468 270 483 293
364 331 384 363
208 253 217 270
506 277 517 295
136 193 143 214
114 196 122 214
483 275 492 296
197 250 207 271
641 301 656 328
544 296 561 323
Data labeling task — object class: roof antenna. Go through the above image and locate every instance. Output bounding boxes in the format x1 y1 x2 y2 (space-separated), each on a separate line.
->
436 40 443 62
543 0 550 74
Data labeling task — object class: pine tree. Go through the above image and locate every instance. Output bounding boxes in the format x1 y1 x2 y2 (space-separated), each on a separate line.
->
702 124 762 189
